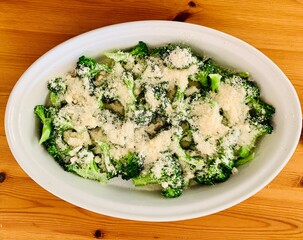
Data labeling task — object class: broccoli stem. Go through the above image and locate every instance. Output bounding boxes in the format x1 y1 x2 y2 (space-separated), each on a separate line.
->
235 152 255 167
209 73 222 92
132 174 157 186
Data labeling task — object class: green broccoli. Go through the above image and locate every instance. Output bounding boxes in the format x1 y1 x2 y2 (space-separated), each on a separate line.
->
43 130 71 166
194 159 234 185
67 160 107 182
209 73 222 92
116 152 143 180
150 43 176 58
47 77 67 107
104 51 129 62
122 71 137 111
242 80 260 100
76 56 111 95
133 106 155 126
34 105 52 144
97 141 118 179
52 108 74 132
248 98 275 123
132 153 184 198
189 70 209 87
129 41 148 58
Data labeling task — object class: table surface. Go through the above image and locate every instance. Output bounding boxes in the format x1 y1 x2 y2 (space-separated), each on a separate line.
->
1 0 303 239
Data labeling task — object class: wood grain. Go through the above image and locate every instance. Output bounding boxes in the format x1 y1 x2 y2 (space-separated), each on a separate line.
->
1 0 303 239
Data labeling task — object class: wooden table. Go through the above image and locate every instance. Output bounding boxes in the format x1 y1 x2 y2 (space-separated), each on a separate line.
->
1 0 303 239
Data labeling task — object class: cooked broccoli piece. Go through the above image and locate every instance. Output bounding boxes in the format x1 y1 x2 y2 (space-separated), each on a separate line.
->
52 107 74 132
171 133 204 167
122 71 137 110
129 41 148 58
248 98 275 123
76 56 111 95
47 77 67 107
234 152 255 167
34 105 52 144
233 121 273 167
237 71 250 79
104 51 128 62
153 83 168 101
242 80 260 100
47 77 66 93
173 87 185 102
194 159 234 185
133 106 155 126
67 159 107 182
76 56 110 78
189 70 209 87
116 152 143 180
209 73 222 92
162 45 198 69
190 61 223 90
150 83 171 111
150 43 176 58
43 130 71 166
201 59 218 73
132 153 184 198
104 41 148 62
169 87 189 126
97 141 118 179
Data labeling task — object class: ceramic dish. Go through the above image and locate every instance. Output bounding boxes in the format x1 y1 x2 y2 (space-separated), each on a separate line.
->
5 21 302 221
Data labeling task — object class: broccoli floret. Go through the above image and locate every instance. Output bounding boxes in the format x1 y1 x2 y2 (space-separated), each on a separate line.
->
171 133 204 166
116 152 143 180
153 83 168 100
104 41 148 62
200 59 218 74
67 160 107 182
132 153 184 198
34 105 52 144
149 83 171 112
47 77 67 107
97 141 118 179
129 41 148 58
189 70 209 87
234 121 273 167
169 87 190 126
190 61 223 90
242 80 260 100
150 43 176 58
43 130 71 166
76 56 110 78
194 159 234 185
248 98 275 123
47 77 67 93
133 106 155 126
52 107 74 132
76 56 111 95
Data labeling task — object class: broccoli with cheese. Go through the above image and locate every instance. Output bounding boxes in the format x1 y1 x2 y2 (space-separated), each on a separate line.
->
34 41 275 198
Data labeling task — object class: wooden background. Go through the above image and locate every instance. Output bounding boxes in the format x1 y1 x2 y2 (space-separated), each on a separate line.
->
1 0 303 239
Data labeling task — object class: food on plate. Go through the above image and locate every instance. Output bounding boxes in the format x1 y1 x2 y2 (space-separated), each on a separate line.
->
34 41 275 198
